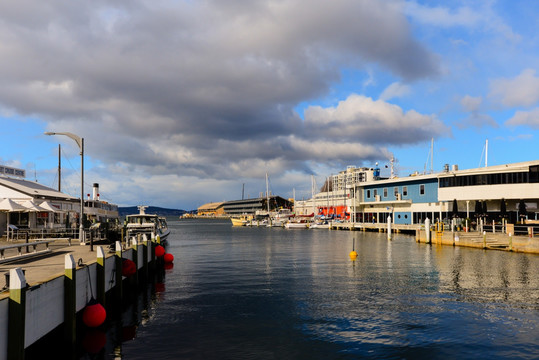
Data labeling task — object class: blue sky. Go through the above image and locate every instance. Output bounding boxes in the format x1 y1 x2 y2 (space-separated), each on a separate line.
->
0 0 538 209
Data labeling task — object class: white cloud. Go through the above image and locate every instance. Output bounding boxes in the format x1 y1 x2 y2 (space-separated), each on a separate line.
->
456 95 497 129
303 94 449 144
403 2 481 28
505 109 539 129
490 69 539 108
379 82 411 101
403 1 520 41
460 95 482 112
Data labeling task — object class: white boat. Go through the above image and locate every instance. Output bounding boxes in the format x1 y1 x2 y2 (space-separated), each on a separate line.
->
125 205 170 243
310 221 330 229
268 208 294 227
85 184 119 224
284 220 310 229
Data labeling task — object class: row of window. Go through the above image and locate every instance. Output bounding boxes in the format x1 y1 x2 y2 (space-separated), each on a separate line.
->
439 167 539 188
366 184 425 199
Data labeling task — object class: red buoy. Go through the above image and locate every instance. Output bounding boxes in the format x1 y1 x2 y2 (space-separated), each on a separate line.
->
164 252 174 263
83 298 107 328
155 245 165 257
122 259 136 277
82 329 106 354
155 282 165 293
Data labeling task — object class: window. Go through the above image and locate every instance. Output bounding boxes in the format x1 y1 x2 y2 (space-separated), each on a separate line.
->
403 186 408 196
367 190 371 198
394 187 399 197
383 188 388 197
374 189 378 197
420 184 425 195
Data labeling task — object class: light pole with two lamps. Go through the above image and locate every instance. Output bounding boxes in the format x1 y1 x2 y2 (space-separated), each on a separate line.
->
44 132 88 248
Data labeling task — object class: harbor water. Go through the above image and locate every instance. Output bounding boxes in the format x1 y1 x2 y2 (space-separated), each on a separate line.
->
90 219 539 358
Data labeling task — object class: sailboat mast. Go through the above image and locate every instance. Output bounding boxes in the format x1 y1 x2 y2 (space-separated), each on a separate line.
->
430 138 434 174
485 139 488 167
266 173 270 213
311 175 315 216
58 144 61 192
326 177 329 217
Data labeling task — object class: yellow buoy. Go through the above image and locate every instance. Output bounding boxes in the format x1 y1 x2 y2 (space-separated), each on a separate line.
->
349 250 358 260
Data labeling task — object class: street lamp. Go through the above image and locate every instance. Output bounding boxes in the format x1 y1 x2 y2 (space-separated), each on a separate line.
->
44 132 87 248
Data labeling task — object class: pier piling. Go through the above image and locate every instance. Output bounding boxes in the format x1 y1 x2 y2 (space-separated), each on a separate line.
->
8 268 26 360
64 254 77 347
97 246 106 307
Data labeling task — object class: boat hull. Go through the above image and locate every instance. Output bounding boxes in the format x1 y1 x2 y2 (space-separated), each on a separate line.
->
284 222 310 229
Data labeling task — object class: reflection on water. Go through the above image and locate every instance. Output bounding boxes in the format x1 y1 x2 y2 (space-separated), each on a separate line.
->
96 219 538 359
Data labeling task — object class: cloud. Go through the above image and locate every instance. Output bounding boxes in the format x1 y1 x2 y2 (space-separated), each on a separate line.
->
303 94 449 144
505 109 539 129
489 69 539 108
403 1 520 41
460 95 482 112
379 82 411 101
0 0 444 207
455 95 497 129
403 2 481 28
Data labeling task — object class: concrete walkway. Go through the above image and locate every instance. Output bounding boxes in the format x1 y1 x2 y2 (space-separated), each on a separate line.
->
0 238 116 299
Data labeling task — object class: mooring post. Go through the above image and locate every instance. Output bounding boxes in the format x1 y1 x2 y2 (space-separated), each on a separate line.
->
387 215 392 241
150 233 156 273
133 236 139 286
8 268 26 360
142 234 149 282
115 241 123 302
509 232 513 251
97 246 106 307
425 218 431 244
483 231 487 249
64 254 77 346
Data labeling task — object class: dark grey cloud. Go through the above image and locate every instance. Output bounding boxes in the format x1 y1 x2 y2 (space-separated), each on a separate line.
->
0 0 443 192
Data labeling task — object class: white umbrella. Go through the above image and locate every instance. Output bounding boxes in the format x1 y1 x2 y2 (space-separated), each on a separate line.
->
0 198 27 241
21 200 48 212
0 198 28 212
39 201 65 213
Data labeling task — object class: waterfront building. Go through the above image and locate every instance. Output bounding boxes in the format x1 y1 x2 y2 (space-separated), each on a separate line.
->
222 196 292 216
0 175 79 236
295 165 379 219
197 202 225 216
299 160 539 226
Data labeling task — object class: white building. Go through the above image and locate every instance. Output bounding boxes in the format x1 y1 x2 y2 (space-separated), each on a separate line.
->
0 176 79 236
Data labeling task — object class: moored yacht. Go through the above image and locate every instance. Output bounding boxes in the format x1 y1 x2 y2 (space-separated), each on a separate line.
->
125 205 170 243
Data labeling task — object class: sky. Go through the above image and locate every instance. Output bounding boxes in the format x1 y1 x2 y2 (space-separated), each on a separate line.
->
0 0 538 210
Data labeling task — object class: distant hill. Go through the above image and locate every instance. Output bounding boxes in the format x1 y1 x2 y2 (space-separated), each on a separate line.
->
118 206 187 217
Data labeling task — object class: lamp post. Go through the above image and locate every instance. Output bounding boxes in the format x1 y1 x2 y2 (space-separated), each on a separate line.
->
44 132 87 248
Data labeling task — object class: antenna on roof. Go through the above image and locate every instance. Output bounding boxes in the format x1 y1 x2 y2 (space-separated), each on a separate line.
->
479 139 489 168
424 138 434 174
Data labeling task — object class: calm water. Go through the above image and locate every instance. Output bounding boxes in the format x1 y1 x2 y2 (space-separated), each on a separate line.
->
114 219 538 359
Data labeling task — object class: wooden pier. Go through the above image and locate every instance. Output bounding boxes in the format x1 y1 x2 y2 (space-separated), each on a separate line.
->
329 222 419 234
329 221 539 254
0 234 167 359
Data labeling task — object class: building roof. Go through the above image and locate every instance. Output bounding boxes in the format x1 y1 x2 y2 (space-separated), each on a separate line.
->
198 202 225 211
0 176 78 201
